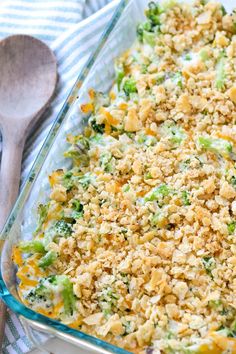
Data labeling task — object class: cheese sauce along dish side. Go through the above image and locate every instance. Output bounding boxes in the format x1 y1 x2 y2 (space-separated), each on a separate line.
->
13 1 236 353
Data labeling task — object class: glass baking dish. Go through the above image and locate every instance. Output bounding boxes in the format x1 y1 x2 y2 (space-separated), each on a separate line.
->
0 0 233 353
0 0 148 353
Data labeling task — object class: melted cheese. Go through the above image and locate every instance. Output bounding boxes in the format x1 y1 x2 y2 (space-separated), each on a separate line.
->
216 132 236 145
27 258 44 277
17 263 39 287
12 247 23 267
37 307 55 318
69 317 83 329
37 301 63 319
17 275 38 287
210 333 236 353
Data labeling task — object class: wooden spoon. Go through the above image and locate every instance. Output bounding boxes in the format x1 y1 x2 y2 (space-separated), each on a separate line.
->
0 35 57 351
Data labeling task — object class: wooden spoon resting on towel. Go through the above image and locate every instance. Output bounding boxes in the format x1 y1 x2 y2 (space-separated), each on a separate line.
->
0 34 57 350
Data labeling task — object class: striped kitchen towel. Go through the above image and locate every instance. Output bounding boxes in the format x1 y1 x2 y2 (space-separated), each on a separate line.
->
0 0 113 44
0 0 119 353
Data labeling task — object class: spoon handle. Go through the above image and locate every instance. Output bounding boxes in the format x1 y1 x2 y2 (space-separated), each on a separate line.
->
0 136 24 228
0 132 24 351
0 301 7 351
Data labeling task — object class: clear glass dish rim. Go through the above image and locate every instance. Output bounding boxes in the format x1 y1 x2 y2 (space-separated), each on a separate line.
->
0 0 131 353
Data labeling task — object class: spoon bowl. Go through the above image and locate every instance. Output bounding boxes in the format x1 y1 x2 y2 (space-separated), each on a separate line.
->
0 34 57 350
0 34 57 125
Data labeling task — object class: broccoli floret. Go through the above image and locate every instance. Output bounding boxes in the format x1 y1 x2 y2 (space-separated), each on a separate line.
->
144 184 170 203
227 221 236 235
161 0 176 11
71 199 83 219
199 49 209 62
43 220 73 248
38 250 57 269
208 299 222 310
137 1 176 44
202 257 215 278
146 2 161 25
137 22 152 42
115 61 125 91
144 172 153 180
62 171 74 191
64 150 89 167
35 203 49 234
64 148 81 160
53 220 73 238
141 64 148 74
99 286 119 317
161 122 186 145
137 2 161 44
89 134 103 144
122 184 130 192
233 10 236 33
123 321 132 335
184 53 192 61
216 326 236 338
198 136 216 150
90 119 105 134
64 136 90 165
151 212 168 228
172 71 183 89
169 126 185 145
123 78 137 96
156 73 165 84
26 282 51 306
72 199 83 212
216 51 226 90
198 136 232 158
77 172 96 189
19 240 45 254
137 134 157 146
143 31 156 46
137 19 159 46
230 176 236 188
221 5 227 15
48 275 75 315
27 276 76 316
100 152 113 173
181 191 191 206
69 136 89 150
60 276 76 316
94 92 110 111
179 158 191 171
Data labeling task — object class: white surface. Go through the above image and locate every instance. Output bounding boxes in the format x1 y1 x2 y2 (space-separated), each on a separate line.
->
29 338 91 354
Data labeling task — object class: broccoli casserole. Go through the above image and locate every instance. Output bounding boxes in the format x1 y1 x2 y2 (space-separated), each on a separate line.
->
13 1 236 353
